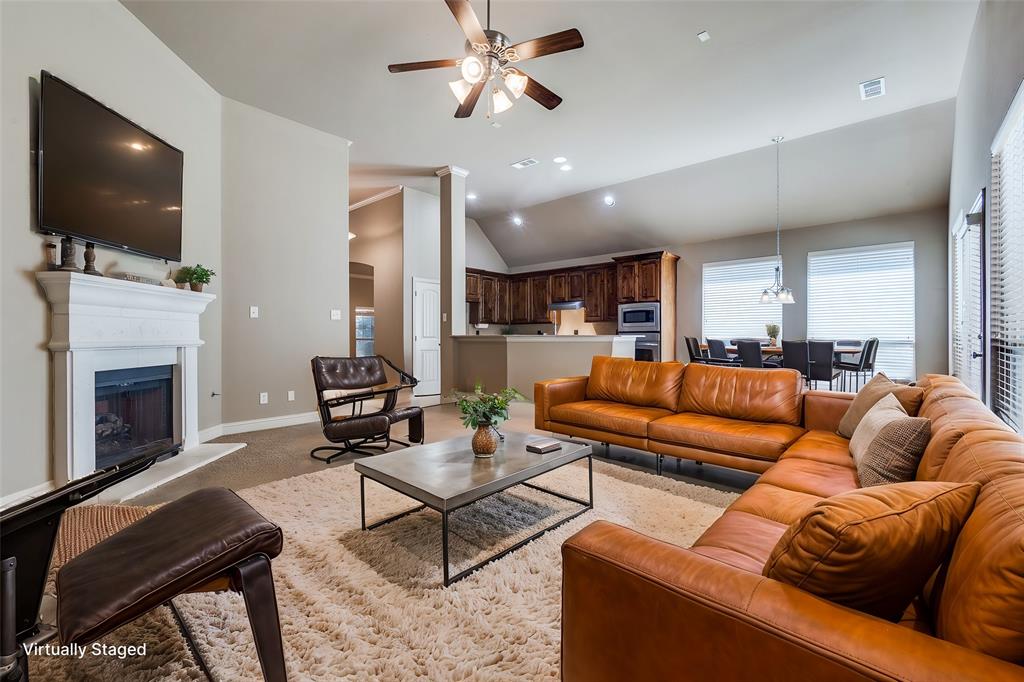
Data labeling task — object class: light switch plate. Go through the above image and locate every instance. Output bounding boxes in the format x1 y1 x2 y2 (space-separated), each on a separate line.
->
249 306 259 319
259 392 268 405
330 309 342 321
287 390 295 401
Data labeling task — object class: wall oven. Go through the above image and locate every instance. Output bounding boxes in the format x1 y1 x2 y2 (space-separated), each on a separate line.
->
618 302 660 333
630 333 661 362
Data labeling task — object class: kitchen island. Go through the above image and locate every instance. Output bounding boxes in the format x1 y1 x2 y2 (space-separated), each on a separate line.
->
453 335 635 396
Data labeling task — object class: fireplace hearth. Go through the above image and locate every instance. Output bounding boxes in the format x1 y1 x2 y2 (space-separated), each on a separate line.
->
95 365 178 469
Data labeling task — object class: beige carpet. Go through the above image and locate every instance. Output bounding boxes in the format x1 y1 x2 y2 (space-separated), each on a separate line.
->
34 459 736 680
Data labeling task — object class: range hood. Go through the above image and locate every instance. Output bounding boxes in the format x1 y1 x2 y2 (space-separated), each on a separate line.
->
548 300 585 311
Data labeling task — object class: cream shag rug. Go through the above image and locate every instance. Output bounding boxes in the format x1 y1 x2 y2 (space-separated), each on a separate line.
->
33 459 736 680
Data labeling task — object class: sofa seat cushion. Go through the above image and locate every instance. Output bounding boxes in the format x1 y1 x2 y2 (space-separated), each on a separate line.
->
548 400 672 438
758 458 860 498
690 510 788 573
648 413 805 461
781 431 854 469
729 483 825 526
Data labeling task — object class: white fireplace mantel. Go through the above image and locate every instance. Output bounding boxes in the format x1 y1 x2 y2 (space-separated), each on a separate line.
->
36 272 216 485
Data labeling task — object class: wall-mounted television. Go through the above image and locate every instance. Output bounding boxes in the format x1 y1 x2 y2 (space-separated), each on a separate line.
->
37 71 183 262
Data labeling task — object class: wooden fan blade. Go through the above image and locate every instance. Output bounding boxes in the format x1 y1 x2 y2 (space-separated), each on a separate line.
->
445 0 487 45
523 76 563 110
510 28 583 61
455 79 486 118
388 58 460 73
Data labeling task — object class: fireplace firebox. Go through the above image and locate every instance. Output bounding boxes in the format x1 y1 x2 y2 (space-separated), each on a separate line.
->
94 365 178 469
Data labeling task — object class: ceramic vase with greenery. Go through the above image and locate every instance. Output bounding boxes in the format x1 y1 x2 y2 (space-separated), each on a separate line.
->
173 266 193 290
187 264 216 292
766 323 781 346
458 384 525 457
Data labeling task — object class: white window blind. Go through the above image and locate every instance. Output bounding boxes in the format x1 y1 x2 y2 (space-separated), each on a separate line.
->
807 243 916 381
990 87 1024 432
702 256 783 342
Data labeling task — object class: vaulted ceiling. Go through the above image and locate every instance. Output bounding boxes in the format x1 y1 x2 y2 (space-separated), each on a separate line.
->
125 0 977 265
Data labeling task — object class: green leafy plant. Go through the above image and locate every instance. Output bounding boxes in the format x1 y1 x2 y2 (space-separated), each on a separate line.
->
458 384 525 429
765 323 781 339
188 264 216 285
173 266 193 284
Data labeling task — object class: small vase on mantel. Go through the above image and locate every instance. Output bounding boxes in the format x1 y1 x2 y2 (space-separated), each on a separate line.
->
472 423 498 458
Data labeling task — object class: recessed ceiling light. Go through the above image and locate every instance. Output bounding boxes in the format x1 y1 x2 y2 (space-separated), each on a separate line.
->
512 215 523 226
560 164 572 172
553 156 567 164
466 192 478 200
603 194 616 207
348 232 356 240
697 30 710 43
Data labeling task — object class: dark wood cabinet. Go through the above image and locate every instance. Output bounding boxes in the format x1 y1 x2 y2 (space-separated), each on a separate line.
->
617 261 638 303
583 268 605 322
478 276 496 323
568 271 585 300
466 272 480 302
604 265 618 322
494 278 509 324
510 277 531 323
530 276 550 323
549 272 568 303
638 259 660 301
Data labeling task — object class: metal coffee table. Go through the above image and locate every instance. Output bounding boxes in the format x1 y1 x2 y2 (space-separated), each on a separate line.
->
355 432 592 586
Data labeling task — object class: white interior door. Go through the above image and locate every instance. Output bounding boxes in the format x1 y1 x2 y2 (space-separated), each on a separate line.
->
412 277 441 396
951 194 985 398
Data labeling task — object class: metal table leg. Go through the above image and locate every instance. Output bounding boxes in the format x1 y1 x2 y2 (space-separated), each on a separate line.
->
442 510 450 587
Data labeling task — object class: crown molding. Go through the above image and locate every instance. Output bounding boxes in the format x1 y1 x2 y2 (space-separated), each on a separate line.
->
348 185 403 212
435 165 469 178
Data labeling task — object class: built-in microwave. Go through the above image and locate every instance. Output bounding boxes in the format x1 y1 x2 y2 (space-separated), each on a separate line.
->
618 302 660 333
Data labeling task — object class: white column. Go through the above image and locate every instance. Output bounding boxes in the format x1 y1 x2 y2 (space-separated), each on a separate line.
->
436 165 469 396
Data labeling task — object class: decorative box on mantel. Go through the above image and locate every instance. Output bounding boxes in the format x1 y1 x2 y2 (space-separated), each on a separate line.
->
36 272 215 486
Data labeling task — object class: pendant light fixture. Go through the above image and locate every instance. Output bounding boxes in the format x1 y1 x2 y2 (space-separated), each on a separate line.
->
761 136 795 304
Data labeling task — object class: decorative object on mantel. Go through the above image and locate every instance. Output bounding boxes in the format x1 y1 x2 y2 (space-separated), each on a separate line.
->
187 264 216 292
388 0 583 120
111 272 163 286
458 383 524 457
45 241 58 270
82 242 102 277
58 236 81 273
760 137 795 305
173 265 192 289
766 323 780 346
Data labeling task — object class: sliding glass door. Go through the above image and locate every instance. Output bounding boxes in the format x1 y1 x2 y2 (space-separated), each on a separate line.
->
951 194 985 398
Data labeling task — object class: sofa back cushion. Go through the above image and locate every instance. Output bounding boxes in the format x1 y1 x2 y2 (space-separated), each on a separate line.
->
933 431 1024 663
836 373 924 438
585 356 685 411
677 363 803 425
915 391 1012 481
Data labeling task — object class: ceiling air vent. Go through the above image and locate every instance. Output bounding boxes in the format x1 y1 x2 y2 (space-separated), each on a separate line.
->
510 157 538 170
859 77 886 100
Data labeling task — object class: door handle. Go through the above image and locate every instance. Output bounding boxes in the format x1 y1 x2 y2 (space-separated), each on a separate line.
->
971 351 984 359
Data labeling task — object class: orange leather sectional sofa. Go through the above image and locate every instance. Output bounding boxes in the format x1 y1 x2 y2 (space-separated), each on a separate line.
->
535 358 1024 681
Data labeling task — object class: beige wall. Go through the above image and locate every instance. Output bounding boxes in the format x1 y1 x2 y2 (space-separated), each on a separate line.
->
349 262 373 354
0 1 223 498
466 218 508 273
220 98 349 424
401 188 440 370
349 194 404 367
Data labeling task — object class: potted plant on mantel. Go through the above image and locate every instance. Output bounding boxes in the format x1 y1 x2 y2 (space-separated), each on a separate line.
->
766 323 780 347
173 266 193 290
187 264 215 292
458 384 525 457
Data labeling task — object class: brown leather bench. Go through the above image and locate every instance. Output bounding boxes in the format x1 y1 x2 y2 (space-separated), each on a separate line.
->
56 487 286 681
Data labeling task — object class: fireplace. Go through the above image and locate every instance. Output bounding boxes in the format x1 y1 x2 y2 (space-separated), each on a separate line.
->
94 365 178 469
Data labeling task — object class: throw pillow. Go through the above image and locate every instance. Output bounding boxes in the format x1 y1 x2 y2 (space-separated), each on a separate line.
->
849 394 931 485
763 480 980 621
837 372 924 438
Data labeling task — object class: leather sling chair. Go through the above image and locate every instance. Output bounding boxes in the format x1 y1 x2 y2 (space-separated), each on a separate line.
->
310 355 424 463
1 454 286 682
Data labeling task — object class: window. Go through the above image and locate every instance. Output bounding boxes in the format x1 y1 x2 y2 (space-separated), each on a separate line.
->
807 243 916 381
702 256 783 342
990 86 1024 431
354 307 375 357
951 200 984 397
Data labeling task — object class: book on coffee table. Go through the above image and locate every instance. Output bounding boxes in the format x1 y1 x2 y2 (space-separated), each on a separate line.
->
526 438 562 454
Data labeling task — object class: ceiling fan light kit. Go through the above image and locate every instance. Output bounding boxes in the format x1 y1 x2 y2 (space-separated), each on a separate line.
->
388 0 583 119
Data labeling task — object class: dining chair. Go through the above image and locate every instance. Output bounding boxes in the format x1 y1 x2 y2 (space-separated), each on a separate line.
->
781 340 809 380
835 337 879 391
736 341 780 368
833 339 863 366
808 341 842 390
705 339 739 363
686 337 735 365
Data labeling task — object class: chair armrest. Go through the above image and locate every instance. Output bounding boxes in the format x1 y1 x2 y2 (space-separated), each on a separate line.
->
803 389 854 431
534 376 588 428
562 521 1022 682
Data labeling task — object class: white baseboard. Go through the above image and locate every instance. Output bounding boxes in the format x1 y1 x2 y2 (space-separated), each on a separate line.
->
211 411 320 439
1 480 56 511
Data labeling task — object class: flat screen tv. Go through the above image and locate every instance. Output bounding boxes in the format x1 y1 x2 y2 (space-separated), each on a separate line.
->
37 71 183 262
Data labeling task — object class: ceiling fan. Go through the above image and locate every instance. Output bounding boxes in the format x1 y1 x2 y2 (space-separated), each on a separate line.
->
388 0 584 119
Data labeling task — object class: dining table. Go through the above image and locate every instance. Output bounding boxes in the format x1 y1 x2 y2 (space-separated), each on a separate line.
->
699 344 863 357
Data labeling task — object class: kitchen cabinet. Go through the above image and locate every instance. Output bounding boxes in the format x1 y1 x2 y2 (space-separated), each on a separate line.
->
568 271 585 300
638 259 660 301
604 265 618 322
494 278 510 324
583 268 605 322
478 276 496 323
530 276 550 323
510 278 531 323
466 272 480 302
616 261 638 303
549 272 568 303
